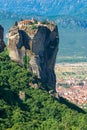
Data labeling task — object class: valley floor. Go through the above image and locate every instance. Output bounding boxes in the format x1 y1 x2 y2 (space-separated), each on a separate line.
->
55 62 87 109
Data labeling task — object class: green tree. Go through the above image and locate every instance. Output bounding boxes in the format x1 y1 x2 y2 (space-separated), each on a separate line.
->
23 55 30 69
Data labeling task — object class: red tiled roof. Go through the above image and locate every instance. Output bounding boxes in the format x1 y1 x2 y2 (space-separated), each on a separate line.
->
19 20 33 24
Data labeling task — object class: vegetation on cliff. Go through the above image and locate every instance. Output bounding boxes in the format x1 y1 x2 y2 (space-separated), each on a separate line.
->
0 50 87 130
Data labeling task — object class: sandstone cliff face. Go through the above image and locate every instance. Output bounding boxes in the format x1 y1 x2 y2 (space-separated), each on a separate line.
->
8 20 59 89
0 25 6 52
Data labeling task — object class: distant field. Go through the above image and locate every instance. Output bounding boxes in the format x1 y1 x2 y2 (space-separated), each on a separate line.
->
56 56 87 63
55 62 87 83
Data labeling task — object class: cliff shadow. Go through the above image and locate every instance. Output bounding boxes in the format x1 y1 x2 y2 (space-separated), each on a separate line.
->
58 96 86 114
0 87 29 111
17 30 31 49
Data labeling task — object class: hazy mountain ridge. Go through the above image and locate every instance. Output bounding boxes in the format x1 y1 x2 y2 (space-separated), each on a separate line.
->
0 0 87 17
0 11 87 30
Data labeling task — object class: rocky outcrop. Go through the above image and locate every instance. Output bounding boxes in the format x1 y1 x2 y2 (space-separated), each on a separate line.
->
8 20 59 90
0 25 6 52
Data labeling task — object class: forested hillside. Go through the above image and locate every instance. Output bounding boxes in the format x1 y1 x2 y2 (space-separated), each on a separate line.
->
0 49 87 130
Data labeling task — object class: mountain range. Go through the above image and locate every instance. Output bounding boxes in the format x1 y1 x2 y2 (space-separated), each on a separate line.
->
0 0 87 17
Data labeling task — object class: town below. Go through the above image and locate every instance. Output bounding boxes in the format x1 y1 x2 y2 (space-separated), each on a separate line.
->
55 63 87 109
